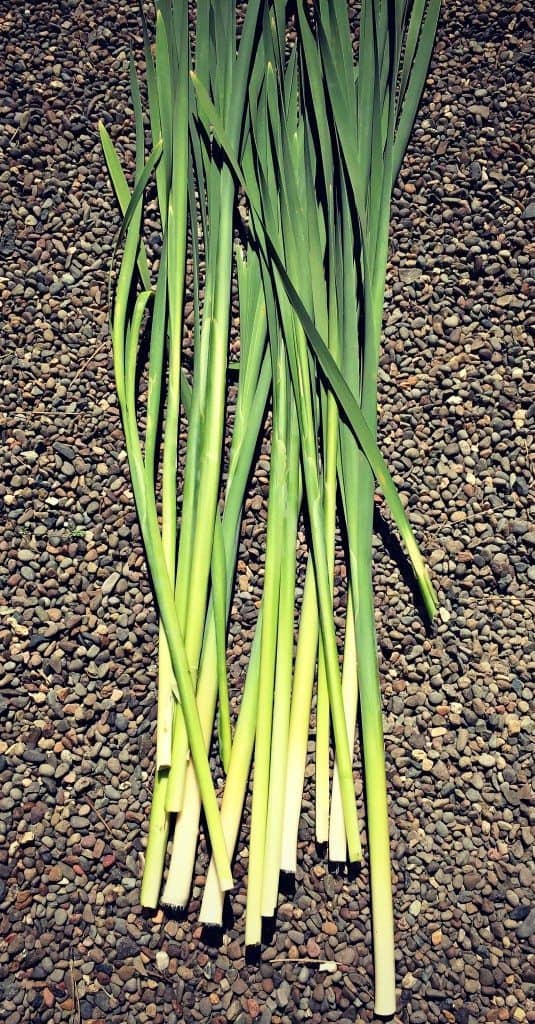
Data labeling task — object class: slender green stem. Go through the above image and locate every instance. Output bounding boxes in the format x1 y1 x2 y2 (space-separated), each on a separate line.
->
284 307 362 863
156 0 189 772
280 555 318 874
315 363 340 846
162 288 270 909
200 623 262 925
261 397 301 918
245 341 288 948
328 590 358 861
140 767 170 908
112 268 232 894
314 387 338 847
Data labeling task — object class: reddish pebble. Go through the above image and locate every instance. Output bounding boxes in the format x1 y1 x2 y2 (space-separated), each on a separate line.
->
42 987 55 1009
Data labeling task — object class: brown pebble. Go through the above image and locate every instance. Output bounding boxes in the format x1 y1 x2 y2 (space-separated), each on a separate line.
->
322 921 337 936
118 965 136 981
464 872 479 889
307 938 322 958
42 987 55 1008
465 978 480 994
93 838 106 859
82 904 95 924
226 940 242 960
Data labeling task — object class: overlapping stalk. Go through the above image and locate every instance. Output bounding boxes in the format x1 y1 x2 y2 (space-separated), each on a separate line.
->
101 0 267 898
101 1 441 1016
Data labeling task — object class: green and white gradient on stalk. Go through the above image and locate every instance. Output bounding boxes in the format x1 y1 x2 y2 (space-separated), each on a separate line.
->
103 2 441 1015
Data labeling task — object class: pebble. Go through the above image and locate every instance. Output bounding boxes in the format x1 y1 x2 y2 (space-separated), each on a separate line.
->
516 909 535 940
276 981 291 1007
102 571 121 595
155 951 169 972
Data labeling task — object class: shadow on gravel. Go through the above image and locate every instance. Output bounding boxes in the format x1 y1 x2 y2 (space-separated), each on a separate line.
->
200 892 236 947
327 858 362 882
279 871 296 898
373 505 437 634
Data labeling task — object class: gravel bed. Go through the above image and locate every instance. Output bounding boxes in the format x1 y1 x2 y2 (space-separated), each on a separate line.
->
1 1 533 1022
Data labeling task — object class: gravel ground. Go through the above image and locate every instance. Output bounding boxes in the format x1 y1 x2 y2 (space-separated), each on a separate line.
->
1 1 533 1022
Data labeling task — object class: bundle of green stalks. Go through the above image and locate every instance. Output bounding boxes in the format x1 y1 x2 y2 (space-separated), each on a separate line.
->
101 0 440 1014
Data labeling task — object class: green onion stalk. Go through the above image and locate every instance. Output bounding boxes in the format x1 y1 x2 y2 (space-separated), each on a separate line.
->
101 0 267 905
162 243 271 910
195 2 440 1012
102 1 441 1016
165 0 265 816
307 2 441 1013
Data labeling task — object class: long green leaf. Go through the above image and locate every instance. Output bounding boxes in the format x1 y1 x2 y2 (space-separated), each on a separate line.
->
393 0 442 180
191 74 436 615
267 250 437 619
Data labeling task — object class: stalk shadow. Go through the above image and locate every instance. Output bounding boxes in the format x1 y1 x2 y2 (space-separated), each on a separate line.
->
200 890 236 947
327 858 362 882
245 943 262 966
261 916 276 945
279 870 296 898
372 506 436 635
158 903 188 924
315 839 328 861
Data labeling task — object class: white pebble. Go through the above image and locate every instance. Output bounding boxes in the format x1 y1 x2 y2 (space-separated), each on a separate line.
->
155 950 169 972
